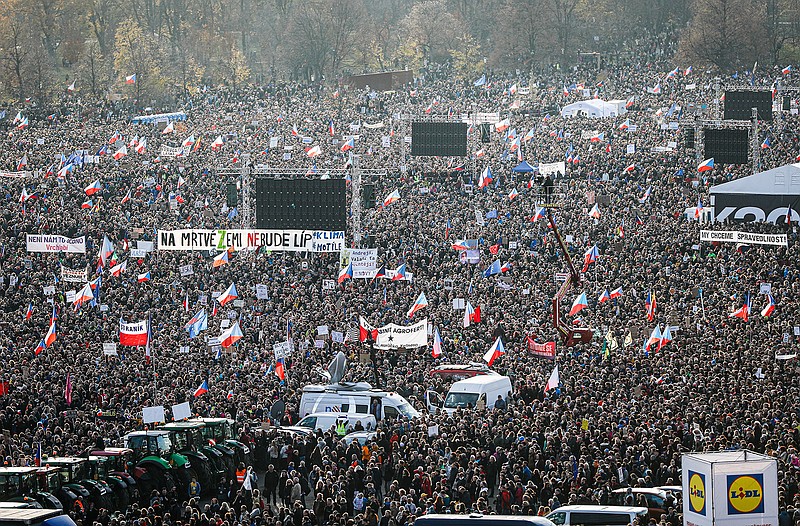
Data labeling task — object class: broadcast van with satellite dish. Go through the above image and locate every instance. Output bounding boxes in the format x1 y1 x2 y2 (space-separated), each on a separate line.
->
298 352 420 422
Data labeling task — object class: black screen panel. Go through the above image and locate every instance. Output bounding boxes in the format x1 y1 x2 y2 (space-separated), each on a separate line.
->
411 122 468 156
255 179 346 231
723 91 772 121
704 128 749 165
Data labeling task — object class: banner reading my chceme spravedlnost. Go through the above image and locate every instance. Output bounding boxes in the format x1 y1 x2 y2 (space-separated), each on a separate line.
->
157 229 345 252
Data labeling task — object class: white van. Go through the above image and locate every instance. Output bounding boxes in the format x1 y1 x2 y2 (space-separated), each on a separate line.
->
289 412 376 433
299 382 420 421
427 374 513 414
546 505 648 525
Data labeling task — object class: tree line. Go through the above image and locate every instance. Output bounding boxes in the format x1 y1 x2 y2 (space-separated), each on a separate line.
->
0 0 798 104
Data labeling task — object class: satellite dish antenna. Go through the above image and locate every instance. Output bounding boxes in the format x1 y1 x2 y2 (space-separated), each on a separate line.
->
270 399 286 421
327 351 347 384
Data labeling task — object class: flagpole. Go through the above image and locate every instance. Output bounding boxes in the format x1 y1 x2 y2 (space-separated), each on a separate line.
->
699 287 707 322
149 311 157 404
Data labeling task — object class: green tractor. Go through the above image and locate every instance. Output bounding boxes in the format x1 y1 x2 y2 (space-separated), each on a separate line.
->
123 430 189 499
156 422 220 496
86 448 137 509
40 457 116 512
189 417 254 468
0 467 63 509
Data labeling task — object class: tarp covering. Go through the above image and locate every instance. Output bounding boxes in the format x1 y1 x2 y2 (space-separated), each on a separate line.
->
710 163 800 223
132 112 187 124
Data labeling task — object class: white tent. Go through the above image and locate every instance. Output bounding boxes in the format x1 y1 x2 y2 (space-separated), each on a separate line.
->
560 99 627 119
710 163 800 223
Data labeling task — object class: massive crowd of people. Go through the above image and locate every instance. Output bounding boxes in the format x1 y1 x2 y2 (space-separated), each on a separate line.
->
1 25 800 526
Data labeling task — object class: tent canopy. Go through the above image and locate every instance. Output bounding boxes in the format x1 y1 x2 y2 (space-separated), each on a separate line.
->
710 163 800 196
560 99 626 119
512 160 535 173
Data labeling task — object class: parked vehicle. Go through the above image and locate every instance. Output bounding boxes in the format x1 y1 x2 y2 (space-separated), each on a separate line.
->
123 431 187 499
188 417 253 470
157 422 219 495
610 487 670 518
0 508 77 526
34 468 82 512
88 448 137 506
299 382 419 421
429 363 494 380
288 412 376 434
39 458 115 512
427 374 513 413
415 514 555 526
0 468 61 510
546 505 649 525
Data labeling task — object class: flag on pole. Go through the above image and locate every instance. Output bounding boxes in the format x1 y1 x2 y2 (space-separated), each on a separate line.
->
65 372 73 406
544 366 559 393
432 327 443 358
406 292 428 318
125 74 136 84
482 337 505 366
217 283 238 306
219 321 243 347
193 380 209 397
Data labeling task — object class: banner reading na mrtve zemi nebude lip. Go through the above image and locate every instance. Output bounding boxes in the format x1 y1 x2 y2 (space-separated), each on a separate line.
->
156 229 345 252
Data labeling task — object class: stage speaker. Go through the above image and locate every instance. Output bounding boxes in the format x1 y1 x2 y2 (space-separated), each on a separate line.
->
226 182 238 208
783 96 792 111
362 183 375 209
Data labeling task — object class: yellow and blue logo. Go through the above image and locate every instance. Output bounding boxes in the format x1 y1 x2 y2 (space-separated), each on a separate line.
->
688 471 706 515
727 474 765 514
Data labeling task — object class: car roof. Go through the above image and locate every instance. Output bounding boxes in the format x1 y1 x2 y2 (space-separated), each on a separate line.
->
0 467 40 474
548 505 649 513
126 430 170 437
611 488 667 496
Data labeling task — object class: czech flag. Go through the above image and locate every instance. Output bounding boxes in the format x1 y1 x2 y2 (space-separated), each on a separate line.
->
44 320 57 347
337 262 353 283
217 283 238 306
406 292 428 319
463 301 481 328
112 145 128 160
624 163 636 173
500 262 512 273
544 366 559 393
211 135 225 149
729 294 751 322
598 289 611 304
569 292 588 316
306 145 322 157
213 250 229 268
478 166 493 188
125 73 136 84
698 158 714 172
432 327 443 358
684 66 693 76
193 380 209 397
135 137 147 154
761 294 776 317
588 204 601 219
34 339 46 356
219 321 243 348
658 325 673 351
328 120 335 136
761 137 771 149
74 283 94 306
639 186 651 204
782 65 793 75
340 138 354 152
359 316 378 342
610 286 623 299
162 121 174 135
382 189 400 207
645 325 662 350
275 358 286 381
582 245 599 272
84 180 102 195
531 207 547 222
695 198 704 218
483 336 505 367
508 188 519 200
25 302 33 320
451 240 470 251
645 290 656 321
392 263 407 281
137 272 151 283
